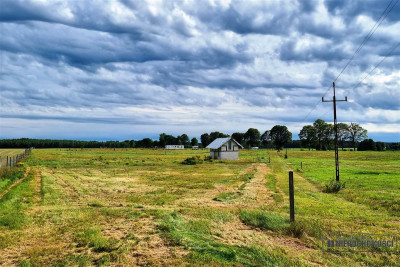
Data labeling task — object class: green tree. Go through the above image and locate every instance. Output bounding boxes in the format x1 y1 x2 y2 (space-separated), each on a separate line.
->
231 132 244 145
323 124 334 150
270 125 292 151
178 134 190 147
191 137 199 147
261 130 271 148
209 131 229 143
347 123 368 150
337 123 349 150
244 128 261 148
200 133 210 147
376 142 385 151
358 139 376 151
298 125 316 150
313 119 332 150
159 133 167 147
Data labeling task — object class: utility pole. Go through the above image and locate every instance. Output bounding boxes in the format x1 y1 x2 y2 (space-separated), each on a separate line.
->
322 82 347 181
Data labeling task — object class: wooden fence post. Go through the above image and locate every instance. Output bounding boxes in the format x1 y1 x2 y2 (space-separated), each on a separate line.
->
301 161 303 169
289 171 295 222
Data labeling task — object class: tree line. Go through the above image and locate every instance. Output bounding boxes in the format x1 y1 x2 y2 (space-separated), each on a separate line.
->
300 119 367 150
299 119 399 151
0 121 398 151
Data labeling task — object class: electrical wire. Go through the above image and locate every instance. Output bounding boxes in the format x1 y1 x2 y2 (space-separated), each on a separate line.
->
299 0 399 124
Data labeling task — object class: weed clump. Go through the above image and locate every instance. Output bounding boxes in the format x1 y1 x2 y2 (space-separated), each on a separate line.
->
181 156 203 165
213 192 241 202
323 180 346 193
286 218 325 238
75 227 118 252
239 210 289 231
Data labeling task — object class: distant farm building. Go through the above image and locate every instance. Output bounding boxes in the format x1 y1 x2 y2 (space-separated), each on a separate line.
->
251 147 259 150
165 145 184 149
206 137 243 160
192 146 199 150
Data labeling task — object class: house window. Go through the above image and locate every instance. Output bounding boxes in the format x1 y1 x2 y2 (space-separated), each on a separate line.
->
228 141 232 150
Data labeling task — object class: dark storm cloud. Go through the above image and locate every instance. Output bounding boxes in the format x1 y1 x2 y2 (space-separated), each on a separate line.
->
0 0 399 139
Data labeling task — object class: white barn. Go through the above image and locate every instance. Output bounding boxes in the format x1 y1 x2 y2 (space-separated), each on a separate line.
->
165 145 184 149
206 137 243 160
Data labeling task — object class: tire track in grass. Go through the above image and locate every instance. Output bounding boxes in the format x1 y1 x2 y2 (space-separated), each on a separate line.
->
0 167 31 200
41 169 84 207
241 163 274 204
31 168 42 205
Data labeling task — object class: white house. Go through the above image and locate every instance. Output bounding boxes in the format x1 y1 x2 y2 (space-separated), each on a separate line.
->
165 145 184 149
206 137 243 160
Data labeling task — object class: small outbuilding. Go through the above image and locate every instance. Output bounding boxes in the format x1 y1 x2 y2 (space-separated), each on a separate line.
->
165 145 184 149
206 137 243 160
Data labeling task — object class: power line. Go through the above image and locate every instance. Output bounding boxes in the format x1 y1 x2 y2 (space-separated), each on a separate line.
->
333 0 398 82
299 0 398 124
319 41 400 120
345 41 400 95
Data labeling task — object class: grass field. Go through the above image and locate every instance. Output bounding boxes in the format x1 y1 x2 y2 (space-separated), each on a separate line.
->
0 148 399 266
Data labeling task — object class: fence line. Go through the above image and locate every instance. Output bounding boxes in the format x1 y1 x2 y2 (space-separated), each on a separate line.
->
0 147 33 168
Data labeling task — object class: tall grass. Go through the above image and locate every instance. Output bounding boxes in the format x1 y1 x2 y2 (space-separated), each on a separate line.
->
239 210 289 231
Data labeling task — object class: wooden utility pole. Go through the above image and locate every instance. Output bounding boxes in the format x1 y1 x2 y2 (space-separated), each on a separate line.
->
322 82 347 181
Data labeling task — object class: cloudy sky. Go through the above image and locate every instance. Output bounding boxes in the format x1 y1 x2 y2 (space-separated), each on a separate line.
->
0 0 399 142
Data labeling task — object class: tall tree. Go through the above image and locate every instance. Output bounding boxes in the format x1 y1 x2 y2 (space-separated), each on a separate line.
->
270 125 292 151
191 137 199 147
244 128 261 147
337 123 349 150
313 119 332 150
200 133 210 147
209 131 229 143
298 125 316 150
159 133 167 147
347 123 368 150
231 132 244 145
261 130 271 148
322 124 334 150
178 134 190 147
375 142 385 151
358 139 376 151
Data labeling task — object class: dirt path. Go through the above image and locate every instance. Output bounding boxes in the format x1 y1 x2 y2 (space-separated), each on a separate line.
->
0 167 31 200
241 163 274 204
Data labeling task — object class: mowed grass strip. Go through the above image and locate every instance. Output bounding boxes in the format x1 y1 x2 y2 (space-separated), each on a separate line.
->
284 150 400 213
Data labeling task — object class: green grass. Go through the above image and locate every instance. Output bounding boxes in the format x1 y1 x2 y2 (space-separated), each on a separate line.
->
0 168 32 229
213 192 241 202
284 150 400 213
239 209 289 231
0 166 26 193
0 148 399 266
75 227 119 252
157 211 301 266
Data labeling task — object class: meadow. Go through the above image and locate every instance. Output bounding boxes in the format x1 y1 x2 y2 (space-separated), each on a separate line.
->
0 148 399 266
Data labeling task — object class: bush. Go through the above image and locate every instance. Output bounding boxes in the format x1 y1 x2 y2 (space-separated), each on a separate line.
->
323 180 345 193
181 156 203 165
